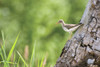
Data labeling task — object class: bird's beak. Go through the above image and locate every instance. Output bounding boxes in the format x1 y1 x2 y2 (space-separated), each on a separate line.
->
56 22 59 24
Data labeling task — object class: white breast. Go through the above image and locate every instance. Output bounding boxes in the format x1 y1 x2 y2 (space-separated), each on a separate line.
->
62 25 80 33
62 26 69 32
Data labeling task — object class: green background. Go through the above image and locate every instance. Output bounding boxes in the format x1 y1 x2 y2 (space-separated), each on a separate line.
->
0 0 88 67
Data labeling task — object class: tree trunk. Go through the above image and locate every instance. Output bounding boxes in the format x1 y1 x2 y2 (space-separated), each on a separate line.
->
55 0 100 67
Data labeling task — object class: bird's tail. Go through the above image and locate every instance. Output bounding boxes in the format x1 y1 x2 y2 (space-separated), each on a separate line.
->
79 23 84 26
75 23 83 30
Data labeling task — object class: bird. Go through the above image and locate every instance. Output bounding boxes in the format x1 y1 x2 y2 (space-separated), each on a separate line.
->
56 19 83 37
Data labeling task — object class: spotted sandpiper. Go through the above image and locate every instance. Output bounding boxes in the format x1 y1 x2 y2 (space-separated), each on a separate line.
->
56 19 83 36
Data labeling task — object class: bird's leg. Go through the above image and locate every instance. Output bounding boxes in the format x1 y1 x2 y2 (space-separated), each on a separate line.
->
70 32 73 38
69 32 73 39
67 32 72 40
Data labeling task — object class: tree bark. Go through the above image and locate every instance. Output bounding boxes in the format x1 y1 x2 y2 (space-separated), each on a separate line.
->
55 0 100 67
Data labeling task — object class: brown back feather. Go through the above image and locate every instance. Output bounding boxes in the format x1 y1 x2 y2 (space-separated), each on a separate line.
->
64 23 82 29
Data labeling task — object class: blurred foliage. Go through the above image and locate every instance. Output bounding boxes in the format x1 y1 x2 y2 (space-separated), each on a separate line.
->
0 0 88 66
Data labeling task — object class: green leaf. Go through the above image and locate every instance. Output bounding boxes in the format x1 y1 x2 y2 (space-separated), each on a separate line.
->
7 33 20 61
30 40 36 67
17 51 28 67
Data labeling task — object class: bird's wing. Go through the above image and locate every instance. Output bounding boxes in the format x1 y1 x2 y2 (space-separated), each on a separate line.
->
64 24 79 29
65 24 77 26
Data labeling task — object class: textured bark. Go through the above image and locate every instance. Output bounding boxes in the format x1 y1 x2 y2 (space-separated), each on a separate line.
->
55 0 100 67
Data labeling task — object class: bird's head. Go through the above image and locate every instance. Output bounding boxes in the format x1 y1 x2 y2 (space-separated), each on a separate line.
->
56 19 64 24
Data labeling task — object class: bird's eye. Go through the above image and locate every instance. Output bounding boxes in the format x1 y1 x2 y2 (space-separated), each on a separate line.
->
59 20 62 22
